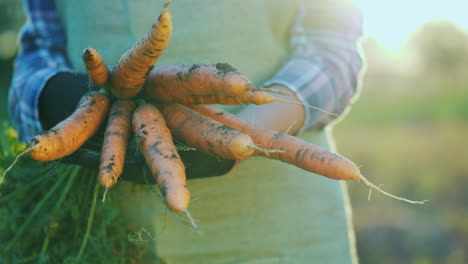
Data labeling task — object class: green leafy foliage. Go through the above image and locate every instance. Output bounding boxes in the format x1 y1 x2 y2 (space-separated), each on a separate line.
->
0 123 146 263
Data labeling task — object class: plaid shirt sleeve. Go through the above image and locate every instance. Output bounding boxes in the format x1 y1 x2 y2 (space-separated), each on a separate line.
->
8 0 72 141
263 0 364 132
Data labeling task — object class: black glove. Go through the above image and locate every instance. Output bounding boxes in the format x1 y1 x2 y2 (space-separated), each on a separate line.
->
38 72 237 183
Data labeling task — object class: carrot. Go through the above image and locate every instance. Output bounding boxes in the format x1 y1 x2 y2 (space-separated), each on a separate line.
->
159 104 255 160
82 48 110 87
99 100 137 188
216 91 280 105
110 0 173 99
28 91 110 162
145 67 336 115
132 102 189 213
190 105 360 180
190 105 429 204
144 63 274 102
151 91 279 106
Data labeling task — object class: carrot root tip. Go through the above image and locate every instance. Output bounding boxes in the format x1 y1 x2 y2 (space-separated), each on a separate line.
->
358 174 429 204
278 97 338 117
283 120 298 135
1 148 31 180
248 144 283 157
182 209 202 235
102 186 110 203
368 184 384 200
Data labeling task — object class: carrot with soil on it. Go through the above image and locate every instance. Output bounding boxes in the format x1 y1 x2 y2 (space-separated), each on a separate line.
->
110 0 173 99
154 91 280 106
132 102 190 214
157 91 335 116
82 47 110 88
29 91 110 162
145 65 336 115
189 105 355 179
99 99 137 189
159 104 262 161
144 63 281 102
190 105 428 204
2 91 110 179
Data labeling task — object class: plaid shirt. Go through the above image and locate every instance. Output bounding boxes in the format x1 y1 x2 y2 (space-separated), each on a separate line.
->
9 0 364 141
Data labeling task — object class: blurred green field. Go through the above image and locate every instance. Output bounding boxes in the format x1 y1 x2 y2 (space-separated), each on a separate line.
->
334 93 468 263
332 28 468 263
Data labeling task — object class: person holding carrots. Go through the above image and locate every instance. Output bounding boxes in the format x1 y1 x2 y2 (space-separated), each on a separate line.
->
9 0 364 263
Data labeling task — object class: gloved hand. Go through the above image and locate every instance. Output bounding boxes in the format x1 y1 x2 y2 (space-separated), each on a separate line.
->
38 72 237 183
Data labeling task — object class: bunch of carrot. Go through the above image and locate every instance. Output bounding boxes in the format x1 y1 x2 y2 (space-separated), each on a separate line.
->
3 0 425 222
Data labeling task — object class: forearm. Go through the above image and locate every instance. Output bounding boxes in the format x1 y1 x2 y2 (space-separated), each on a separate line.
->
8 0 72 140
265 0 364 131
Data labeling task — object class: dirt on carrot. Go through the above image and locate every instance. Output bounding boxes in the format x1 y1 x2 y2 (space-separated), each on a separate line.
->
99 99 137 188
82 47 110 88
132 102 190 213
28 91 110 162
110 0 173 99
144 63 274 103
190 105 360 180
160 104 255 160
190 105 429 204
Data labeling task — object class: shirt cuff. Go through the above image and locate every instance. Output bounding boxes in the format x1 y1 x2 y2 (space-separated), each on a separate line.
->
263 57 329 134
9 67 72 141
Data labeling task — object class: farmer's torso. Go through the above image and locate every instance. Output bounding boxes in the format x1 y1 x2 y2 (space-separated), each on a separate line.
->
55 1 356 263
56 0 299 87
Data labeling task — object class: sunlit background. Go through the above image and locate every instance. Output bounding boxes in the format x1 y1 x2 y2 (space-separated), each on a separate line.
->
333 1 468 263
361 0 468 50
0 1 467 263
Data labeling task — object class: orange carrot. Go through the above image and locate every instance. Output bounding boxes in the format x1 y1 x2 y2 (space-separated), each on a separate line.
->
190 105 430 204
99 100 137 188
190 105 360 180
215 91 280 105
151 91 279 105
144 63 273 102
82 48 110 87
145 70 333 115
28 91 110 162
110 0 173 99
159 104 255 160
133 102 189 213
